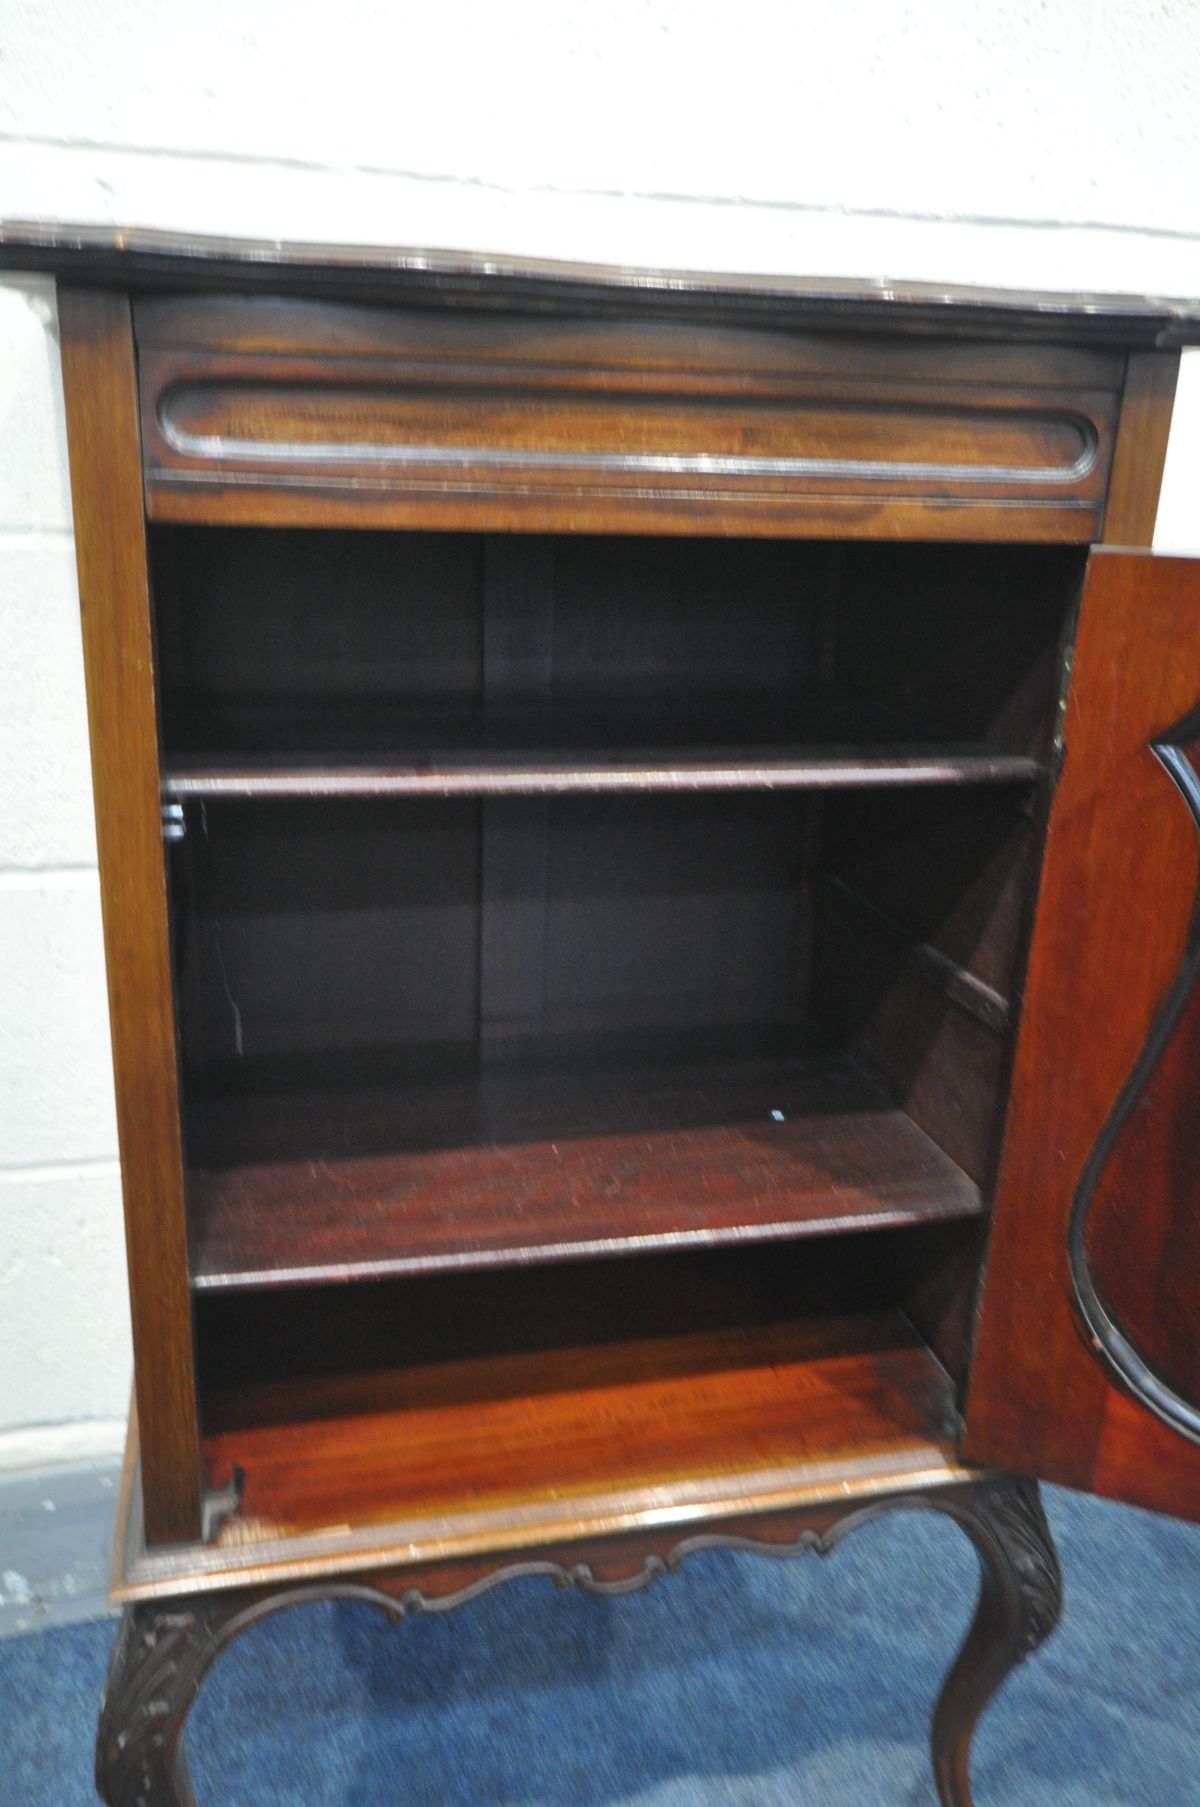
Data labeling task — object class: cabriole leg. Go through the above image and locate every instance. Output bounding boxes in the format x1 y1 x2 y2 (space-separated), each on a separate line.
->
930 1475 1063 1807
95 1594 251 1807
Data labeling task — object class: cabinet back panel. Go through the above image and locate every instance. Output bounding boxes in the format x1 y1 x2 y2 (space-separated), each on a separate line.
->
149 529 1075 760
538 794 808 1046
541 536 827 702
175 799 482 1072
174 791 809 1094
153 528 484 722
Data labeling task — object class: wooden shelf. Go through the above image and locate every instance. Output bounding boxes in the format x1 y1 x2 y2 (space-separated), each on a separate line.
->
200 1304 959 1542
164 749 1040 799
161 698 1043 799
187 1054 982 1291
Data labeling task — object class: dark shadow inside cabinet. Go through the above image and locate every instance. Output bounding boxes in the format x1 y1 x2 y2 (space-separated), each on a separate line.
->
148 526 1082 1529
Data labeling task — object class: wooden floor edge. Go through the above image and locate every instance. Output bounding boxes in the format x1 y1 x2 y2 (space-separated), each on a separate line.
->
111 1410 983 1604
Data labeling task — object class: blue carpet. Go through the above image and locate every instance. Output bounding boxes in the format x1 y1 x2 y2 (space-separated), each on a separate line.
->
2 1486 1197 1805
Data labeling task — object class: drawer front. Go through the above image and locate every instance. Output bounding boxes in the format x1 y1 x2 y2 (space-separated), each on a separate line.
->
136 297 1122 539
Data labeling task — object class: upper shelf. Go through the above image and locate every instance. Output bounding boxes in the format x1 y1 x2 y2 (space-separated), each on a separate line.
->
164 750 1039 801
159 699 1044 800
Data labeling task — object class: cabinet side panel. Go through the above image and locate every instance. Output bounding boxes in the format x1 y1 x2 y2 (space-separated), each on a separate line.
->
1100 350 1180 545
963 551 1200 1520
58 288 203 1546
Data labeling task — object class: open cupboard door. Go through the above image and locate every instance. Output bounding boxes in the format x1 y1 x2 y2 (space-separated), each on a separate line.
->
965 550 1200 1520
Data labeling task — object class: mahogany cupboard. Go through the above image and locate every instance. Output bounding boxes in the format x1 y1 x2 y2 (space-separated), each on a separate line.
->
3 224 1200 1806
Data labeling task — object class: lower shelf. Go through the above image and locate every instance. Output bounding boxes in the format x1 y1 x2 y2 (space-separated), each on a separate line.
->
188 1053 982 1289
199 1305 960 1551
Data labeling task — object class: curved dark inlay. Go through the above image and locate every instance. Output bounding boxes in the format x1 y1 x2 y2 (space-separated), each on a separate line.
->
1068 707 1200 1443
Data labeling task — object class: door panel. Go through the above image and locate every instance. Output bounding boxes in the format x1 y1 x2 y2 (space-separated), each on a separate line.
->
964 551 1200 1519
1073 731 1200 1427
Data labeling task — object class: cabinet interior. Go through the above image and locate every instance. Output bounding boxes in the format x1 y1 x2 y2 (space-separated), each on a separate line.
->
149 526 1082 1529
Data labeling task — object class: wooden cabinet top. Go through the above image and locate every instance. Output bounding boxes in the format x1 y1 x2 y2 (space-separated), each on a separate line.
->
3 220 1200 346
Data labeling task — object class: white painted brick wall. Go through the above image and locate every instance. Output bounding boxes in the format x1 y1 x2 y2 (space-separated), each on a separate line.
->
0 0 1198 1470
0 535 97 871
0 279 127 1469
0 1170 130 1426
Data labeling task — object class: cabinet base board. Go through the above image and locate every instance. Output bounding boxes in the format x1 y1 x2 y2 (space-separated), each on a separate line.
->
111 1400 976 1605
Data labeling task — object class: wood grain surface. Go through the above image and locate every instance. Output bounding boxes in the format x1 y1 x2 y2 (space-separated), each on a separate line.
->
57 290 203 1545
965 552 1200 1520
200 1305 957 1539
186 1054 982 1289
135 298 1120 539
